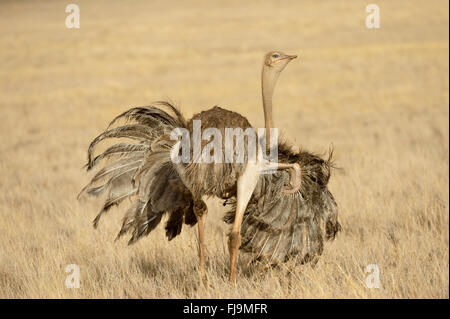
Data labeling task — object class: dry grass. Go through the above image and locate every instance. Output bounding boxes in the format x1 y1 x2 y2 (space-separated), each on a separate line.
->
0 0 448 298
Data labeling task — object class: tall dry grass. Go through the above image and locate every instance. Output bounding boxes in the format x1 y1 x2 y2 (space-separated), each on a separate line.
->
0 0 448 298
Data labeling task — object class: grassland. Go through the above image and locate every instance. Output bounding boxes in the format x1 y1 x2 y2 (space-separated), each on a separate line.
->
0 0 448 298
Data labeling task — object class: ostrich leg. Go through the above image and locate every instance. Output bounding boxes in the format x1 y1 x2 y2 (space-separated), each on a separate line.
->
262 161 302 194
194 200 208 285
277 162 302 194
228 162 260 284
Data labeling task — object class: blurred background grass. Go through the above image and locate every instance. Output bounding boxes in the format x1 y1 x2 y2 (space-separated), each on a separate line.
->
0 0 448 298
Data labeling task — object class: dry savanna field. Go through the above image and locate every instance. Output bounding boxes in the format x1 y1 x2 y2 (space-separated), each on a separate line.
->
0 0 448 298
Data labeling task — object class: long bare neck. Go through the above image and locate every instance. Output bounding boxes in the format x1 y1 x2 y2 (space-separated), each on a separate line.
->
262 67 280 147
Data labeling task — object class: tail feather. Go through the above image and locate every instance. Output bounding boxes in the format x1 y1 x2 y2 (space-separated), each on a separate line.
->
128 206 163 245
88 143 148 171
165 208 184 241
108 102 187 130
87 125 155 166
77 158 142 199
80 102 195 243
93 186 138 229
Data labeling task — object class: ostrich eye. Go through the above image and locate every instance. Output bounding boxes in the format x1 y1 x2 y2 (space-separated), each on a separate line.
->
272 54 279 58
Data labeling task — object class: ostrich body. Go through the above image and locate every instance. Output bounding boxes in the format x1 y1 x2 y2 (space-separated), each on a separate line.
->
80 51 341 284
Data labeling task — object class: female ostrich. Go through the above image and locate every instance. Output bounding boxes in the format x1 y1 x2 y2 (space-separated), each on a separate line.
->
79 51 341 284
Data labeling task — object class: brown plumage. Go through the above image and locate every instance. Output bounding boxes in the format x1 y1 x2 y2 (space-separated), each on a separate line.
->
79 51 341 283
78 103 197 244
224 142 340 265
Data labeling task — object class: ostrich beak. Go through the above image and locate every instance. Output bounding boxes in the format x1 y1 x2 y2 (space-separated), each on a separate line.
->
280 54 297 62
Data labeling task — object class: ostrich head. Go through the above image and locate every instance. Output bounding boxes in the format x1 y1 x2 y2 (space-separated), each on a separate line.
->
263 51 297 72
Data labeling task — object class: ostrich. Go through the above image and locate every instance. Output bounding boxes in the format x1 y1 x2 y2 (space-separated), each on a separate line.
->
79 51 341 284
